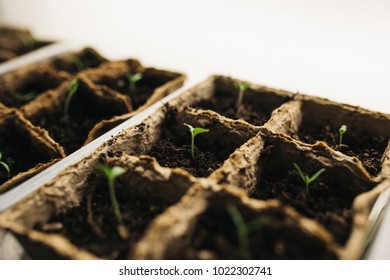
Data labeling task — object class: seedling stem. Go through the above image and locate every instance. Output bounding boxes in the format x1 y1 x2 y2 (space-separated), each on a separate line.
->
63 79 79 120
227 205 267 259
183 123 209 159
339 124 347 145
234 82 251 112
127 73 143 92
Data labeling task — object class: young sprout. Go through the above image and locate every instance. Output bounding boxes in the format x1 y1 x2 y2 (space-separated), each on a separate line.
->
22 36 42 50
69 56 85 71
339 124 347 145
234 81 251 112
293 163 326 194
96 163 127 235
63 79 79 120
227 205 267 260
0 152 10 174
183 123 209 159
127 73 143 92
13 91 37 103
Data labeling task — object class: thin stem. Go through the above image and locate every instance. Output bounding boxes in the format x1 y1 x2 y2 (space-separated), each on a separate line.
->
305 181 309 195
108 178 123 225
236 90 244 112
191 134 195 159
339 134 343 145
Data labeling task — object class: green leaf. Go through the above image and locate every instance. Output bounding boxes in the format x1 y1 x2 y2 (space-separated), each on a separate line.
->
127 73 143 84
96 163 126 181
293 163 306 183
69 56 85 71
64 79 79 118
183 123 194 134
13 91 37 102
307 168 326 184
0 161 10 173
339 124 347 135
193 127 209 137
235 82 251 93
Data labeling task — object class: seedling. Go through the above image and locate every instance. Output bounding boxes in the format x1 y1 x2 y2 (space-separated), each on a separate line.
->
22 36 42 50
338 124 347 145
227 205 267 259
293 163 326 194
69 56 85 71
12 91 37 102
183 123 209 159
0 152 10 174
96 163 127 227
63 79 79 120
234 81 251 112
127 73 143 92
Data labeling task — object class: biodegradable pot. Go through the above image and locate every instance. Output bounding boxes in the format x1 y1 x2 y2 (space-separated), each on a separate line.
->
1 75 389 260
132 182 339 260
0 153 197 259
0 104 64 193
85 61 187 143
0 26 52 59
21 77 132 155
45 47 108 75
0 65 70 108
0 49 16 63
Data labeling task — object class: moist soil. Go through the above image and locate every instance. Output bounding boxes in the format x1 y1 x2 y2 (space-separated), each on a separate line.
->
188 207 337 260
298 124 388 176
251 169 368 245
96 76 162 110
195 90 270 126
51 55 104 75
36 173 169 259
147 112 226 178
33 94 119 155
0 126 50 187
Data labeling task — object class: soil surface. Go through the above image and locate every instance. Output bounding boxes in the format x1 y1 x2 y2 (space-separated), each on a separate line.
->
195 90 271 126
251 168 370 245
147 112 227 178
33 93 120 155
50 55 104 75
188 207 337 260
0 125 50 187
37 173 169 259
96 76 162 110
298 124 388 176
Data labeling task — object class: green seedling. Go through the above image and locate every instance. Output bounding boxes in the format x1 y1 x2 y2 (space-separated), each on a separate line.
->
63 79 79 120
183 123 209 159
339 124 347 145
96 163 127 226
127 73 143 92
69 56 85 71
12 91 37 102
227 205 267 260
0 152 10 174
293 163 326 194
22 35 42 50
234 81 251 112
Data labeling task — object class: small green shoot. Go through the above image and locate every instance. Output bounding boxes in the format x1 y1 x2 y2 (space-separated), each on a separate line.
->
12 91 37 103
63 79 79 120
183 123 209 159
22 36 42 50
0 152 10 174
234 82 251 112
96 164 127 227
69 56 85 71
339 124 347 145
227 205 267 260
127 73 143 92
293 163 326 194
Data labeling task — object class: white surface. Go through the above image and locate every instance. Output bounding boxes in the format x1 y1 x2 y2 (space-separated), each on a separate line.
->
1 0 389 114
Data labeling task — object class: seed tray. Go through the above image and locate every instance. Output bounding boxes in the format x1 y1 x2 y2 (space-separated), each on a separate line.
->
0 48 186 192
0 75 389 259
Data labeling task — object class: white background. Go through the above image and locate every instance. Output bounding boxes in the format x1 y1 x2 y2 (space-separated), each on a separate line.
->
1 0 389 114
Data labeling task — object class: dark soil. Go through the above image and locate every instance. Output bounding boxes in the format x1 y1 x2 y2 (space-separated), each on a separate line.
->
147 112 228 178
298 124 388 176
37 173 169 259
188 206 337 260
50 55 104 75
0 125 50 187
95 76 161 110
33 93 120 155
252 169 363 245
195 90 270 126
